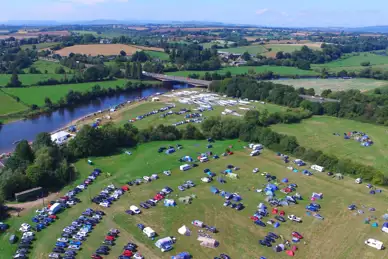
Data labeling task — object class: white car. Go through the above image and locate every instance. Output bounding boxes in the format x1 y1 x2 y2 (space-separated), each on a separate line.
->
77 231 88 237
67 201 75 206
35 208 47 214
68 245 81 250
133 253 144 259
93 215 102 220
163 170 171 176
130 205 141 214
143 176 151 182
99 202 109 208
365 238 384 250
201 177 211 183
57 238 69 243
22 232 34 238
287 215 302 223
19 223 31 232
77 184 85 190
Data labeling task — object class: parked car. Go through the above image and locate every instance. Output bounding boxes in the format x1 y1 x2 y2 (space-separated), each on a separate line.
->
292 231 303 239
287 215 302 222
130 205 141 214
275 215 286 222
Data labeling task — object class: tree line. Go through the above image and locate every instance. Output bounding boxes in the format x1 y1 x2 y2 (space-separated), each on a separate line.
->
210 77 388 126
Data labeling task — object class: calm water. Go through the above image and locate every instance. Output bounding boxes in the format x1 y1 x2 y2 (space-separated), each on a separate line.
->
0 84 189 153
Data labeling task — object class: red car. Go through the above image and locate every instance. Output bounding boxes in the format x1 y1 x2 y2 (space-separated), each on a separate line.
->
49 215 57 219
105 236 115 241
123 250 133 257
60 196 69 201
292 231 303 239
154 194 164 201
91 254 103 259
228 152 234 155
121 186 129 191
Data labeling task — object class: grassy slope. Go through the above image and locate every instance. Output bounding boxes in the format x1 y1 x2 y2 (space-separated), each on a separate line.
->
167 66 318 77
2 79 160 106
3 140 388 259
0 74 67 87
222 45 268 55
145 51 170 61
0 91 29 115
312 53 388 72
20 42 57 50
277 78 388 94
272 116 388 172
25 60 72 74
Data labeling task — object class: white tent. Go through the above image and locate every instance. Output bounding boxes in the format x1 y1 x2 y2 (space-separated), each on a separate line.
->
178 225 191 236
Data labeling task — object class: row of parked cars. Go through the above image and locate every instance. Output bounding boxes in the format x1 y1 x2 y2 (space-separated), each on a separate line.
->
126 186 173 215
172 117 203 127
48 208 105 259
178 180 195 191
160 108 191 118
12 228 36 259
91 184 127 208
129 105 175 122
90 228 121 258
119 240 143 259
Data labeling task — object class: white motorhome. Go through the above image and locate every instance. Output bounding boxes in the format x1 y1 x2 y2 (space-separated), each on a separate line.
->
365 238 384 250
180 164 191 171
143 227 156 238
311 164 324 172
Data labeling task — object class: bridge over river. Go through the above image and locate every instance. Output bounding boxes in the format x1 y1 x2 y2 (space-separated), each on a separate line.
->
142 71 212 87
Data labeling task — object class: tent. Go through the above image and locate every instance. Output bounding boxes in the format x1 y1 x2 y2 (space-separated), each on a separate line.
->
312 193 323 199
181 156 193 162
172 252 191 259
210 186 219 194
224 169 232 174
265 190 274 196
282 178 289 183
232 194 242 202
179 196 192 204
197 236 219 248
192 220 204 227
274 222 280 228
226 173 238 179
372 222 379 228
273 244 285 252
334 173 343 180
286 250 295 256
164 199 176 207
266 184 278 192
178 225 191 236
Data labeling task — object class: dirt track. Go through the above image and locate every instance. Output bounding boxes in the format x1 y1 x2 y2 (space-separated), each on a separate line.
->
6 193 60 215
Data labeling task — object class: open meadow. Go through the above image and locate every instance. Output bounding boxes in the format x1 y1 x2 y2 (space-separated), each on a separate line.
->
0 91 29 115
276 78 388 94
222 45 268 55
312 53 388 73
272 116 388 172
23 60 72 74
144 50 170 61
2 140 388 259
167 66 318 77
2 79 160 106
264 43 322 57
0 74 67 87
21 42 58 50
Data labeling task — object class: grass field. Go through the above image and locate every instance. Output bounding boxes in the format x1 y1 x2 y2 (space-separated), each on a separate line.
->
144 50 170 61
276 78 388 94
23 60 72 74
0 74 67 87
2 79 160 106
312 53 388 73
167 66 318 77
21 42 58 50
0 91 29 115
223 45 268 55
2 139 388 259
264 43 322 57
272 116 388 172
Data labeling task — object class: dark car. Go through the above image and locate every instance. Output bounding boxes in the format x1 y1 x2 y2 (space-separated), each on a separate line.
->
259 239 272 247
254 220 266 227
139 203 149 209
18 244 31 249
99 245 110 251
52 247 65 253
65 250 77 256
125 210 135 215
192 163 198 167
229 203 237 209
95 249 109 255
264 236 275 243
267 232 279 239
220 254 231 259
145 200 156 207
236 203 244 211
102 240 115 246
123 245 137 252
275 215 286 222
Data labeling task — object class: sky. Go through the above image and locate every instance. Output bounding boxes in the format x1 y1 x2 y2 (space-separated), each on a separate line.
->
1 0 387 27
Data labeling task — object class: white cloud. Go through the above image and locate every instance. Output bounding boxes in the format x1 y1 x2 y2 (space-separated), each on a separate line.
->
60 0 127 5
255 8 269 15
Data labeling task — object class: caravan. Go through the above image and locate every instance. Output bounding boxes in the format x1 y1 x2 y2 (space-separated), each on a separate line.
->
143 227 156 238
180 164 191 171
365 238 384 250
155 236 176 252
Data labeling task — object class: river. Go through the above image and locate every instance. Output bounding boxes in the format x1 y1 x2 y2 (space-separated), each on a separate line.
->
0 84 189 154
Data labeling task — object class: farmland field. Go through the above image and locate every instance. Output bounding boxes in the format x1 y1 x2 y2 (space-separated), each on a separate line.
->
55 44 140 56
2 79 160 106
264 43 322 57
272 116 388 172
144 50 170 60
312 53 388 72
167 66 318 77
0 91 28 115
20 42 58 50
24 60 72 74
276 78 388 94
0 74 67 87
2 139 388 259
223 45 268 55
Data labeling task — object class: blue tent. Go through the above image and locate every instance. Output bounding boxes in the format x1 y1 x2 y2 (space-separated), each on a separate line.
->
164 199 176 207
274 222 280 228
282 178 289 183
165 148 175 154
266 184 278 192
171 252 191 259
224 169 232 174
232 195 242 202
210 186 219 194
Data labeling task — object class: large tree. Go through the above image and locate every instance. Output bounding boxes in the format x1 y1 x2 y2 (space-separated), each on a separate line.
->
7 73 22 88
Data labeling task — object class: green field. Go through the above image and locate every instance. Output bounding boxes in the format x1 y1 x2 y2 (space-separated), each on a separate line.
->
2 139 388 259
222 45 268 55
24 60 72 74
144 50 170 61
312 53 388 73
0 91 28 115
167 66 318 77
272 116 388 172
277 78 388 94
0 74 67 87
3 79 160 106
21 42 57 50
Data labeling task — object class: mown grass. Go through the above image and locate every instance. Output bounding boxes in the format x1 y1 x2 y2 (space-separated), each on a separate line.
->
312 53 388 73
277 78 388 94
272 116 388 172
222 45 268 55
0 74 67 87
167 66 318 77
0 91 29 115
2 79 160 106
20 42 57 50
2 139 388 259
24 60 72 74
144 51 170 61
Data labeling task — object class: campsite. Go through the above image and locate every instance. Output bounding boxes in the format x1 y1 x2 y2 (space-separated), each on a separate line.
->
4 139 388 259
